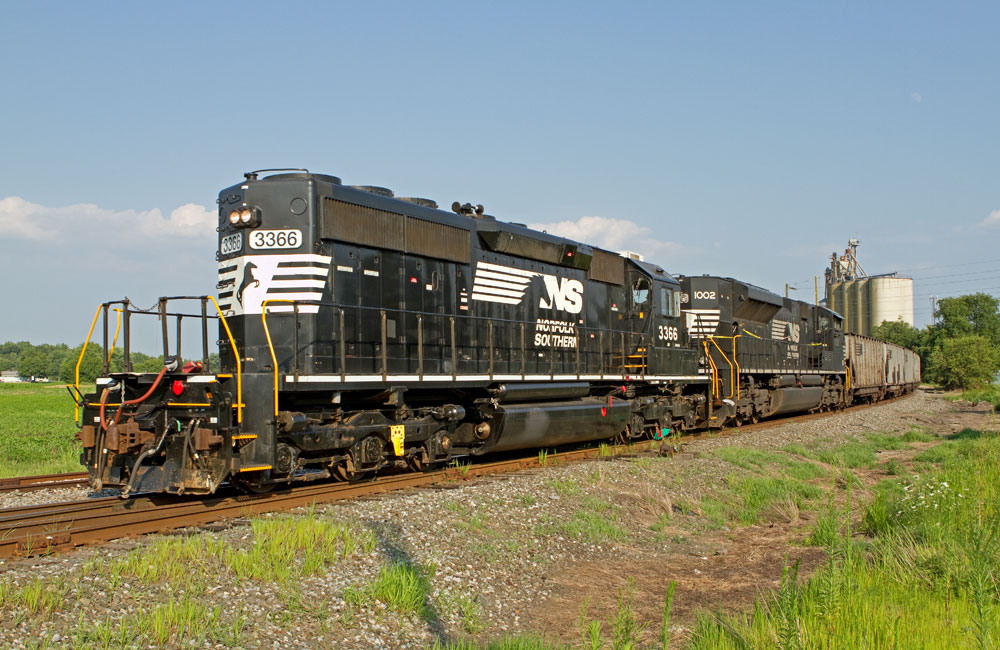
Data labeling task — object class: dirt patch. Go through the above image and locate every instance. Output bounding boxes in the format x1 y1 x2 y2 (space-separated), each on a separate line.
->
522 391 998 647
531 522 828 646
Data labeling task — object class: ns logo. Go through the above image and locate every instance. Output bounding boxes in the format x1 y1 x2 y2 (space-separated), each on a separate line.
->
539 277 584 314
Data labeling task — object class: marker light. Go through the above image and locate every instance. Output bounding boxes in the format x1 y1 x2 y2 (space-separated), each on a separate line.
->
239 208 253 224
171 380 184 396
228 210 240 224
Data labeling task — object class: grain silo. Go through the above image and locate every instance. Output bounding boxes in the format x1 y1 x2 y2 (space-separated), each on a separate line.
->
823 239 914 336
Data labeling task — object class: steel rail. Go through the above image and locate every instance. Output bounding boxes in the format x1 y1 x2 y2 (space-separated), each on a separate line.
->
0 472 89 493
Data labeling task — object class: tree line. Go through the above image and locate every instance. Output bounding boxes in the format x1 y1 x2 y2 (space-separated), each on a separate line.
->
871 292 1000 389
0 341 219 383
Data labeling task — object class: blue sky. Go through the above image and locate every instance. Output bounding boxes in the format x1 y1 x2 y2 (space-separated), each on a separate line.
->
1 1 997 346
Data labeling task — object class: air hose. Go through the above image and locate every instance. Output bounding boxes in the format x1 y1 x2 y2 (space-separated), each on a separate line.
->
99 366 168 431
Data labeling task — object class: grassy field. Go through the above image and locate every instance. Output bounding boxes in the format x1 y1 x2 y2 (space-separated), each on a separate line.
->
0 382 83 477
430 425 1000 650
686 427 1000 649
954 384 1000 408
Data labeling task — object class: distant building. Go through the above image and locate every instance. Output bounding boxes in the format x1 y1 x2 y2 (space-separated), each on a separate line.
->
824 239 914 336
0 370 22 383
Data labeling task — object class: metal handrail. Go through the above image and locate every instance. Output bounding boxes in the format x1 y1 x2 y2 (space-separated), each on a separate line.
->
204 296 243 423
74 305 104 423
74 297 243 423
258 298 655 385
261 299 298 416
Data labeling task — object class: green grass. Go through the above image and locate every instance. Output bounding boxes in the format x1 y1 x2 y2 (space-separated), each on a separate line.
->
546 477 582 497
714 447 826 480
729 475 823 525
689 427 1000 650
430 637 567 650
956 384 1000 407
346 560 436 620
560 497 627 542
86 509 376 593
0 383 82 477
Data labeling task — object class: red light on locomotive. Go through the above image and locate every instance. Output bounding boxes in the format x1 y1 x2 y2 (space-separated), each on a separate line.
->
171 380 184 396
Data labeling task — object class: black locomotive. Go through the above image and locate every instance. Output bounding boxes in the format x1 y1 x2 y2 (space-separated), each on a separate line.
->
75 170 919 495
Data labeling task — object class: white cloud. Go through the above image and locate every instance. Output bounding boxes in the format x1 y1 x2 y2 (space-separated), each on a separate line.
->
0 196 215 241
0 196 51 239
527 215 686 261
910 92 922 104
140 203 217 238
981 209 1000 227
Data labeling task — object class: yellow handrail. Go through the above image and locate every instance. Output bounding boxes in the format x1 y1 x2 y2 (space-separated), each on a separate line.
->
105 308 122 369
703 341 720 399
261 299 297 417
74 305 103 422
206 296 243 423
74 298 243 423
708 336 735 400
733 334 741 400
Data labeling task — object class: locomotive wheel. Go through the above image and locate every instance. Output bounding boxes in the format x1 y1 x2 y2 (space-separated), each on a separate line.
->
750 412 759 425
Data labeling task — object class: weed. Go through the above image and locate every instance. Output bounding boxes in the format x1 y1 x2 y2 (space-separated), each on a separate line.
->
807 494 842 548
518 494 537 506
451 459 472 477
538 449 549 466
660 581 677 650
730 475 821 525
885 458 902 475
699 496 728 528
442 591 486 634
367 560 435 619
547 477 581 497
715 447 825 480
430 636 566 649
900 428 935 442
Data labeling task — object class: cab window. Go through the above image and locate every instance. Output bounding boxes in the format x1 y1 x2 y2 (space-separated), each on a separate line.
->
632 279 650 309
660 287 679 317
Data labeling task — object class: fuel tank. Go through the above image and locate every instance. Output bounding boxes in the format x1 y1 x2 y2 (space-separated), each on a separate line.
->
768 387 823 416
486 397 630 452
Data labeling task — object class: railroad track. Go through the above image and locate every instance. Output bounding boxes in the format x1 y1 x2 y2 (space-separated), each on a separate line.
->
0 392 914 560
0 444 634 559
0 472 89 493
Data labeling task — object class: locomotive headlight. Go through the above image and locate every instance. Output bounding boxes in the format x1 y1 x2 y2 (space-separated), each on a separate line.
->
228 210 240 224
239 208 253 224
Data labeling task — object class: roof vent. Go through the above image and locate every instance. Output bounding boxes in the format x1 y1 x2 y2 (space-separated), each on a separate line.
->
398 197 438 209
451 202 485 217
349 185 394 198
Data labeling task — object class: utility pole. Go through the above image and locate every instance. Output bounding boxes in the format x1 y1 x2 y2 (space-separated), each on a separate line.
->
785 284 796 299
930 296 937 325
814 276 819 305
